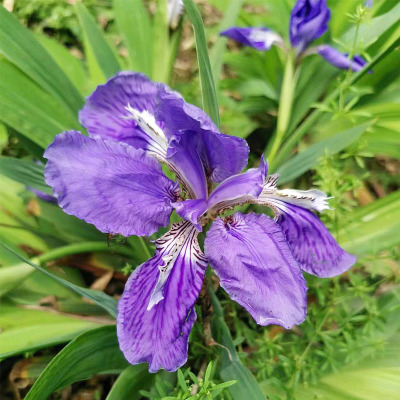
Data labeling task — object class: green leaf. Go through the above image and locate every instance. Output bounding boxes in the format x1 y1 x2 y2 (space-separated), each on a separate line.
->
210 0 244 88
277 124 369 184
35 33 90 95
25 325 128 400
210 290 267 400
183 0 221 128
106 365 155 400
0 5 83 115
339 191 400 256
0 263 33 297
152 0 170 82
364 126 400 158
76 3 121 81
0 301 102 359
114 0 153 76
341 3 400 49
1 244 118 318
0 157 51 194
0 59 81 148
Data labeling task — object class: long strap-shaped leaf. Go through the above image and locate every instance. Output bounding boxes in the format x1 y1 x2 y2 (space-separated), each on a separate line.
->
113 0 153 76
0 5 83 116
1 244 118 318
25 326 128 400
76 3 121 81
0 157 51 194
106 365 155 400
183 0 221 129
210 290 267 400
210 0 244 88
276 123 370 184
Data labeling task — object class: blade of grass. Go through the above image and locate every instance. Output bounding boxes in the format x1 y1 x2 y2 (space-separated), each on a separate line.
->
183 0 221 128
152 0 170 82
210 289 267 400
0 5 83 115
1 243 119 318
113 0 153 76
76 3 121 80
210 0 244 88
25 326 127 400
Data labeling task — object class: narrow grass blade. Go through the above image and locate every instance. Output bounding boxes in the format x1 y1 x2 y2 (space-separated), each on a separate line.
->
183 0 221 128
25 326 127 400
0 5 83 115
277 123 369 184
1 244 118 318
0 157 51 194
113 0 153 76
76 3 121 80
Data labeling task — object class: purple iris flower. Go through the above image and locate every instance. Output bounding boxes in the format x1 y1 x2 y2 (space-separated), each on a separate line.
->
220 0 369 72
44 72 355 372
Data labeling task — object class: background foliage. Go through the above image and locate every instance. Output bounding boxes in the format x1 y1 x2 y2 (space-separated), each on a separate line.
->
0 0 399 399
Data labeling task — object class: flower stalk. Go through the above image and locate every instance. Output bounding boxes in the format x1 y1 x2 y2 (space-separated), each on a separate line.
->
267 51 297 165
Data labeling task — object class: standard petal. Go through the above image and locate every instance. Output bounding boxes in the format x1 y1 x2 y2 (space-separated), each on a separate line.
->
220 27 283 51
205 212 307 329
166 134 208 199
79 72 168 159
44 131 179 237
117 222 207 372
270 202 356 278
155 84 249 182
207 156 268 213
316 45 369 72
290 0 330 52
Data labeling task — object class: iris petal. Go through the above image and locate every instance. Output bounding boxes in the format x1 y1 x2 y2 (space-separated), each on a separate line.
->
220 27 283 51
205 212 307 329
316 45 369 72
117 221 207 372
155 84 249 183
270 202 356 277
44 131 179 237
79 72 168 158
290 0 330 52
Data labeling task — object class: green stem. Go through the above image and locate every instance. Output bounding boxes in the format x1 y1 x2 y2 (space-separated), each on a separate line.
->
266 51 297 164
36 241 132 264
271 37 400 171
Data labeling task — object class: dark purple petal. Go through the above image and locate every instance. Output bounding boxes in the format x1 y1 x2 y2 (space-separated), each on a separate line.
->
155 84 249 183
205 212 307 329
79 72 168 159
290 0 330 52
316 45 369 72
207 156 268 213
220 27 283 51
44 131 179 237
272 202 356 277
117 222 207 372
